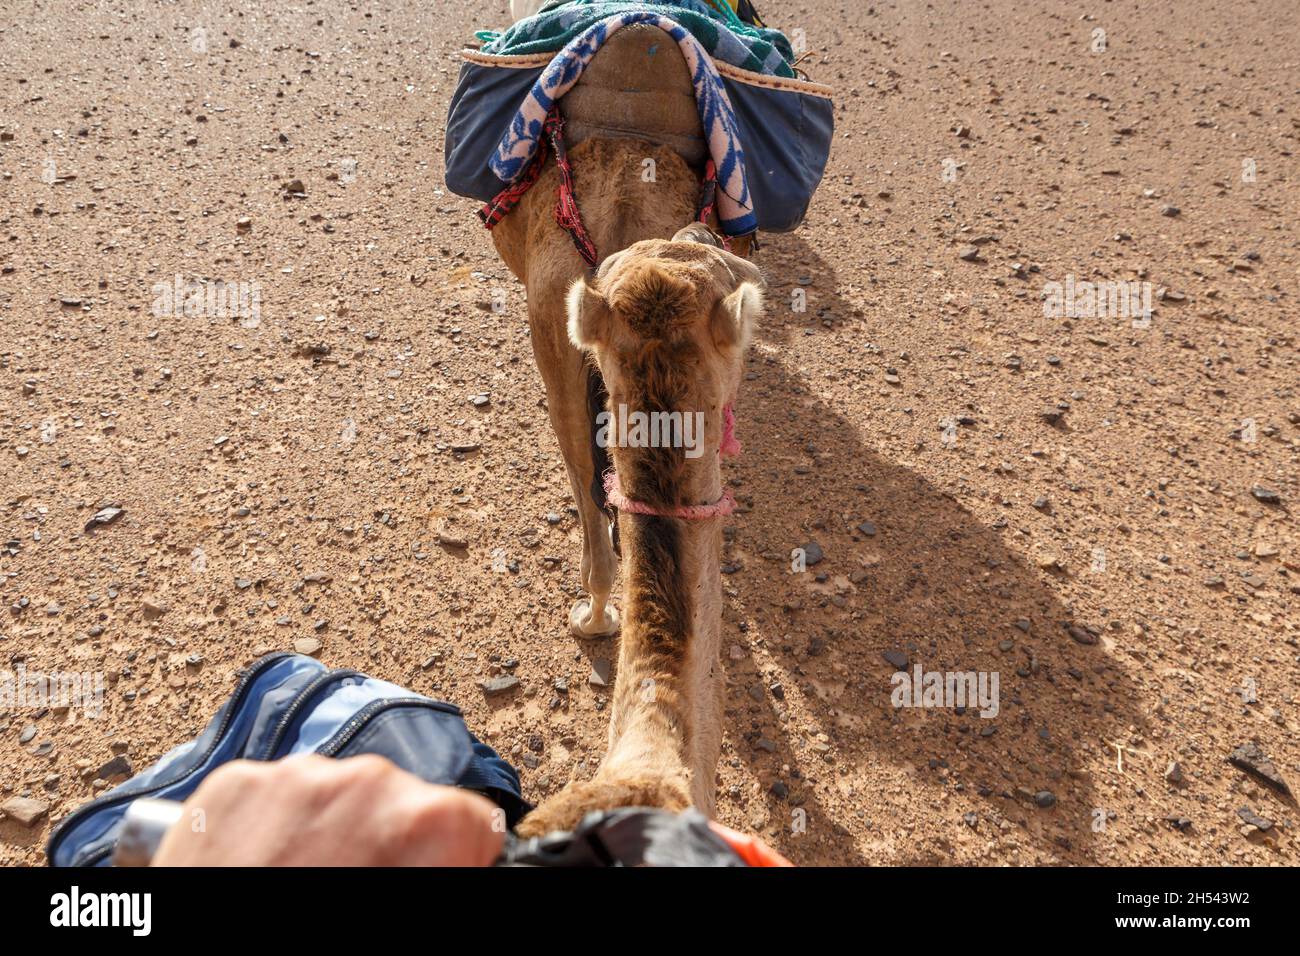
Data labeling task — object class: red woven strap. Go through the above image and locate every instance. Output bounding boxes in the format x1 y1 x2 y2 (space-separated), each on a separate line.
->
695 159 731 251
697 158 718 224
544 110 598 266
482 108 728 264
478 135 549 229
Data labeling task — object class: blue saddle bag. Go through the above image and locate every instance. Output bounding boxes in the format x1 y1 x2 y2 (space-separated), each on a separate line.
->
46 653 528 866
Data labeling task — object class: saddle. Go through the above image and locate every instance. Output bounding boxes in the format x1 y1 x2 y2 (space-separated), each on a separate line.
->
445 1 833 237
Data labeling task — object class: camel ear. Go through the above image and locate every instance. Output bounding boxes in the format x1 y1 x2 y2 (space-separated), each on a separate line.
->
711 281 763 351
566 278 608 348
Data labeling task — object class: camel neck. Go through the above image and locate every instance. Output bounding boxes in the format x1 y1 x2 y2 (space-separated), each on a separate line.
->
602 492 724 781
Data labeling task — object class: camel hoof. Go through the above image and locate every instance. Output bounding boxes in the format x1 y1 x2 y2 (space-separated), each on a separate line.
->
569 597 620 638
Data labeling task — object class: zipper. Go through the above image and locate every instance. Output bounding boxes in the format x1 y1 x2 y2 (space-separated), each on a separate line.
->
47 651 295 866
251 669 363 761
318 698 462 757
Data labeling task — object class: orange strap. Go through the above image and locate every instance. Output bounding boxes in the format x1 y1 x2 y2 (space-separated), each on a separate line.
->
708 822 795 867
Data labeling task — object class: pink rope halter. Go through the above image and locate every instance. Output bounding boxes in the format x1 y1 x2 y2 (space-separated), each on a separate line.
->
603 402 741 520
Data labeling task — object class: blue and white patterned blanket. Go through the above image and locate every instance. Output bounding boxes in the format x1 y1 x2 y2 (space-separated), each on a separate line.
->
490 11 757 236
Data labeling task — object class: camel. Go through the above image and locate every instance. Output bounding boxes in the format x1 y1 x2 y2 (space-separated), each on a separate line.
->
486 23 763 834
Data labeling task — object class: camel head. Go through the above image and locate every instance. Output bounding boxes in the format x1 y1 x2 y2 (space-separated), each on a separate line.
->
566 226 764 509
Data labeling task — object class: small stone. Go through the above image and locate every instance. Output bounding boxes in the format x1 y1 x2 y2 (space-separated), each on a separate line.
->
1034 790 1057 808
799 542 825 566
1237 807 1273 831
1165 761 1184 784
1159 204 1180 217
883 649 909 669
588 659 612 688
0 795 49 827
19 724 37 744
1250 485 1280 504
480 675 520 696
84 506 124 531
1066 623 1098 645
1227 742 1292 797
856 520 877 536
235 216 252 233
294 637 322 656
958 245 981 262
96 754 133 781
141 599 167 620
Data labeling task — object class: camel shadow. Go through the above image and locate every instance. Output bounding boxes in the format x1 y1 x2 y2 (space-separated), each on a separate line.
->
716 233 1148 865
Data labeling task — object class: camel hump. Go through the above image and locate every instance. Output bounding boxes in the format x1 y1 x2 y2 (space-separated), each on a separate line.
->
560 24 707 168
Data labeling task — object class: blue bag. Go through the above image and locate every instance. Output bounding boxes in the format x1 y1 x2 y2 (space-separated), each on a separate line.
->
46 653 528 867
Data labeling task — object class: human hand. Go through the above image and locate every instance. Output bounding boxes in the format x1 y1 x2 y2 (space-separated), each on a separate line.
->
152 754 505 866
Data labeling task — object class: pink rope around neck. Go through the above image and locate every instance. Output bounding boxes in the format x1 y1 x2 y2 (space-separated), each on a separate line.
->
604 471 737 519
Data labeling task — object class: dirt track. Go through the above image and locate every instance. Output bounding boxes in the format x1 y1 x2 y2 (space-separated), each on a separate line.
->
2 0 1298 866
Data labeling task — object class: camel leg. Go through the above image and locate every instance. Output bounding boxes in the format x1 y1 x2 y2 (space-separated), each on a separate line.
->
524 286 621 638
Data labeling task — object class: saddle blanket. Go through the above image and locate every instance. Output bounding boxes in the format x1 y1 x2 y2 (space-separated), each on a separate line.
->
445 0 833 237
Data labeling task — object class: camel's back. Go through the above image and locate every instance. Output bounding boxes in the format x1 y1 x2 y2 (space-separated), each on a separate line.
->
560 24 706 168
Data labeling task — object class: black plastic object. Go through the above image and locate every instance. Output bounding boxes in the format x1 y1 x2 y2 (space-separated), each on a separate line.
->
499 808 747 867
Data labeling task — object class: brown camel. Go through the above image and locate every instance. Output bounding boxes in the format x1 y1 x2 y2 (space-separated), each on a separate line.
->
486 25 763 833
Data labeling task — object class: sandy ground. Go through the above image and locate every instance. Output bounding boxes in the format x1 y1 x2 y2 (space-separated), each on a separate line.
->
2 0 1298 866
